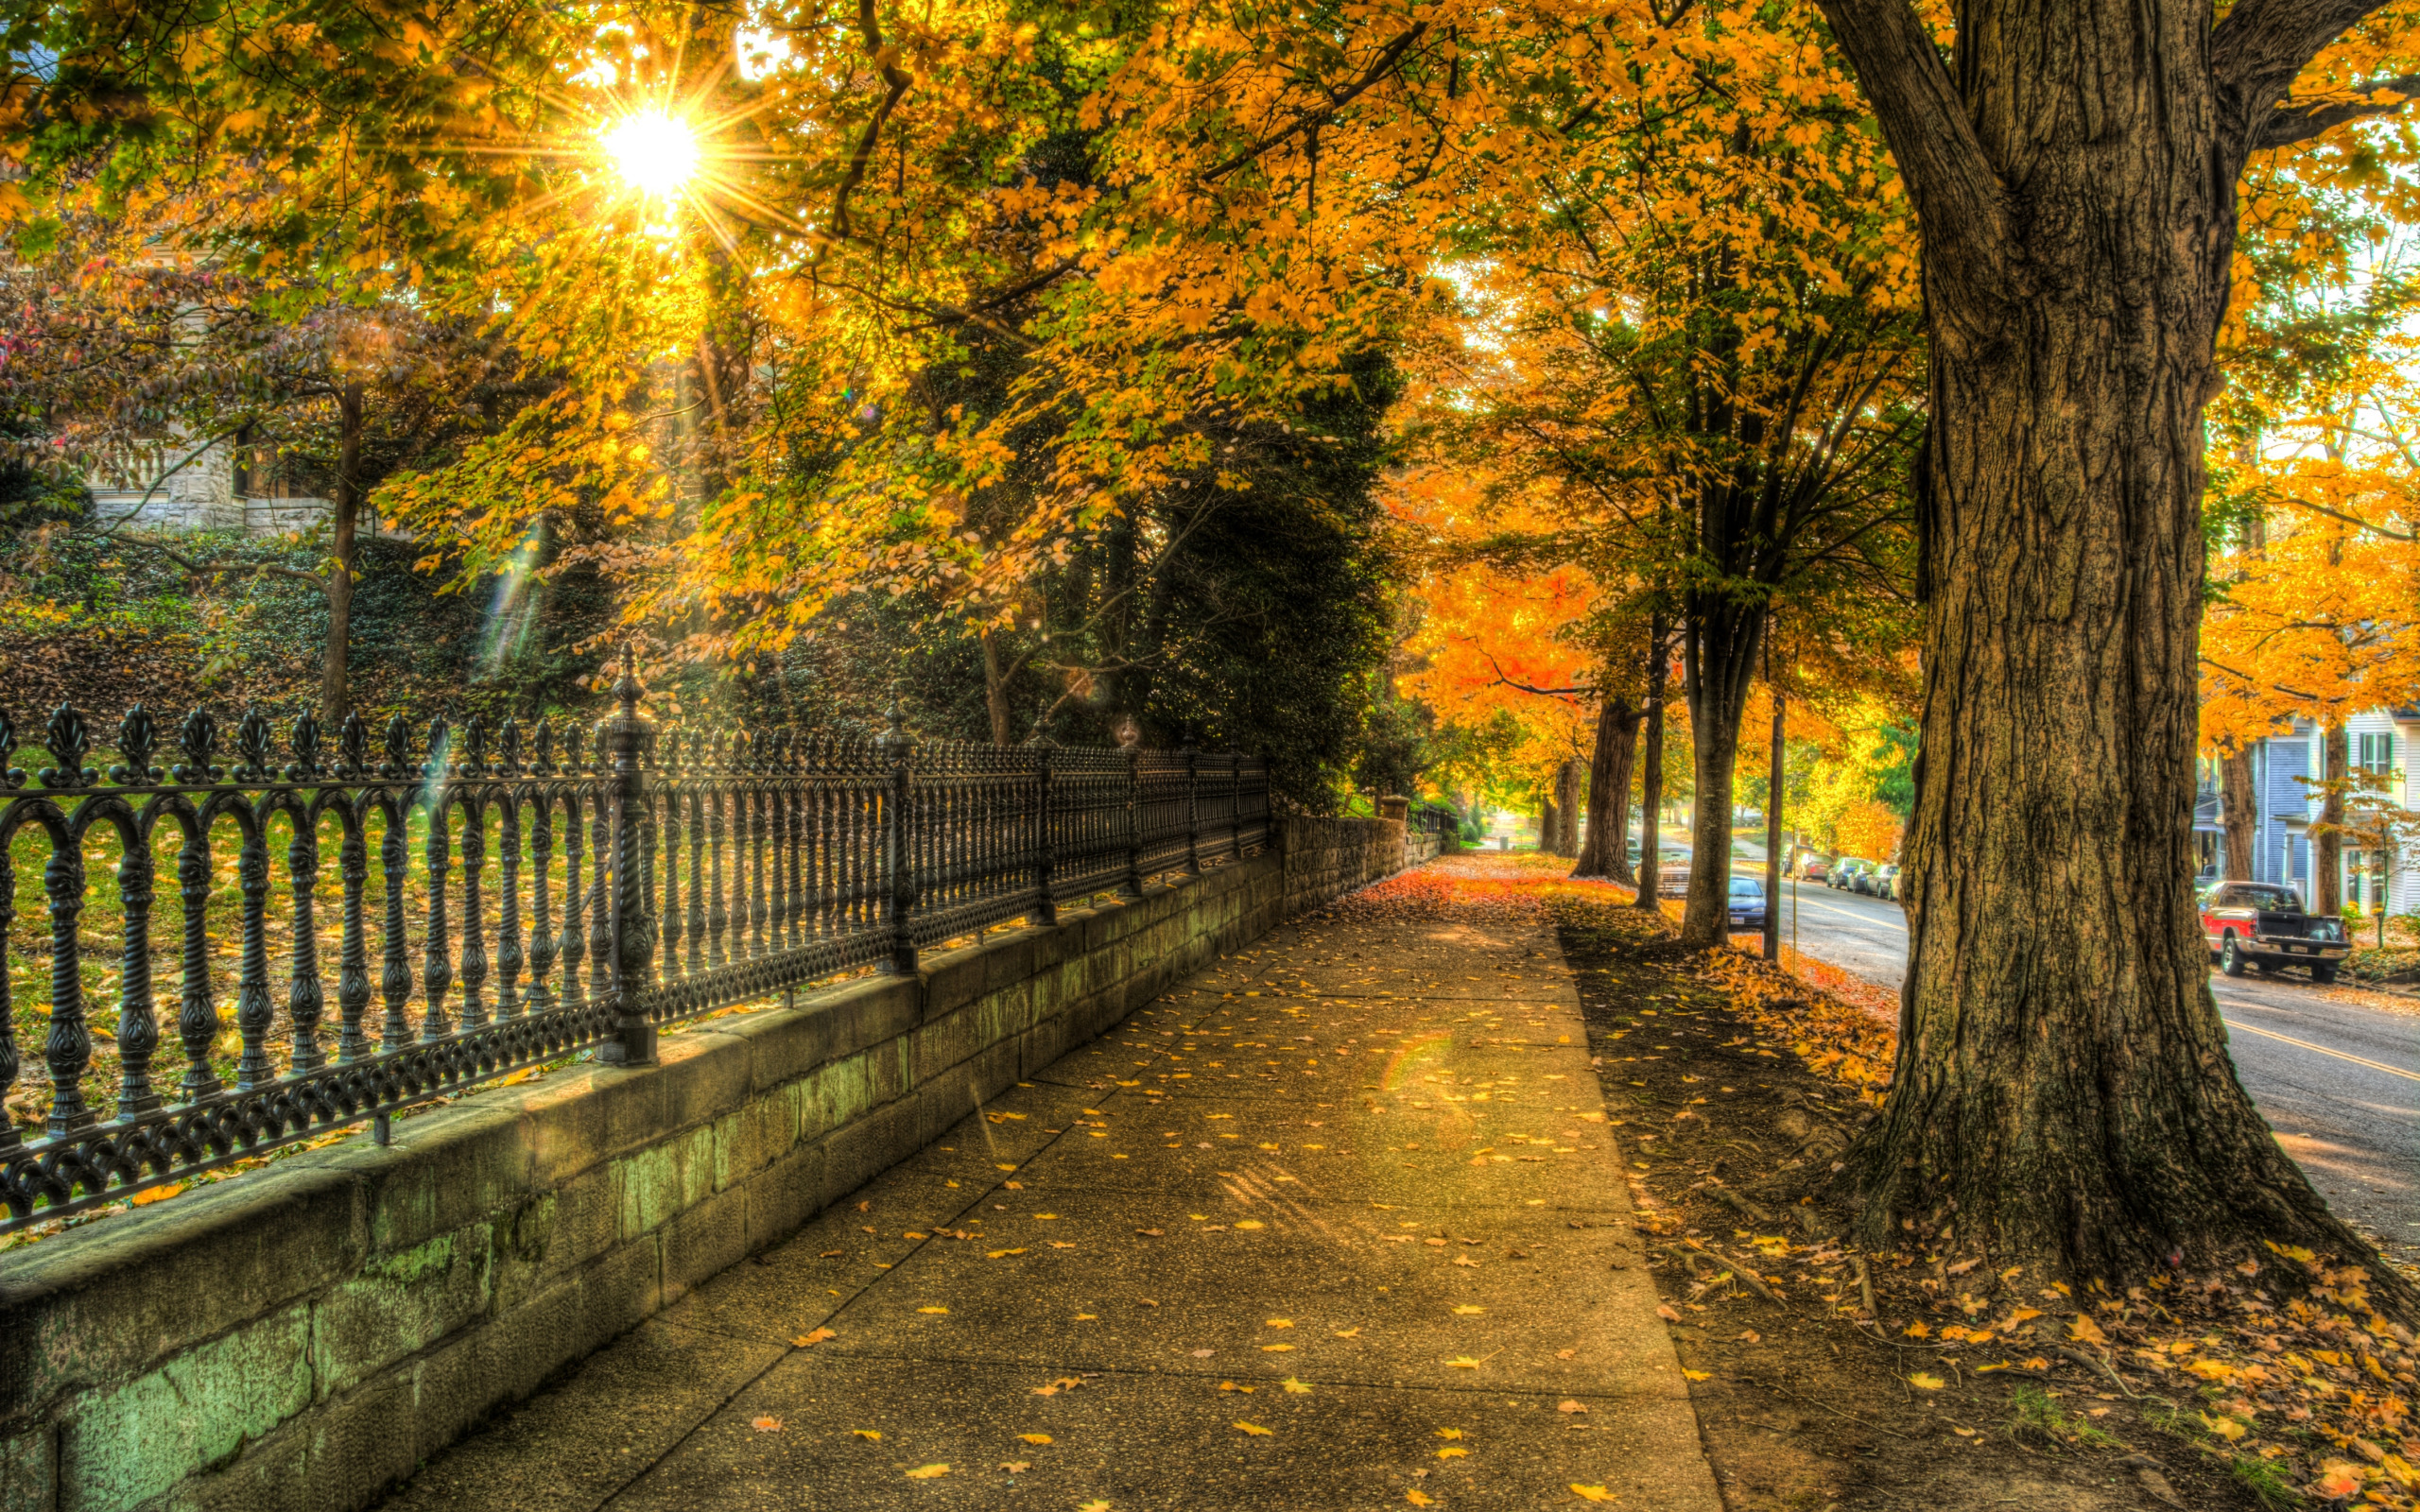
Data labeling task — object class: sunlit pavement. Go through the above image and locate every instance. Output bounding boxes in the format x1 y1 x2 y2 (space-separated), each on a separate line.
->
1770 877 2420 1266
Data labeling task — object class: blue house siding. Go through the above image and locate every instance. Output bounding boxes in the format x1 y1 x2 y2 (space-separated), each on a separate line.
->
2254 740 2311 890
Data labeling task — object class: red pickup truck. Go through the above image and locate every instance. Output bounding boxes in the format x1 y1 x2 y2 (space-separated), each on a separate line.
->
2200 881 2350 983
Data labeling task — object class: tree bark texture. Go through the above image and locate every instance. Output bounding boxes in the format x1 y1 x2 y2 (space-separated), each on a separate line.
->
1552 761 1582 857
1576 696 1642 882
2221 747 2258 881
1634 620 1668 911
1538 790 1562 855
1765 682 1786 961
2316 721 2347 914
1679 599 1763 947
1817 0 2392 1283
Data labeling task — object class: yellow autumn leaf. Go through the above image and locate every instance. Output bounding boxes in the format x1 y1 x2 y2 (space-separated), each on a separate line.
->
1235 1220 1265 1230
1437 1446 1468 1458
853 1429 881 1440
905 1463 949 1478
1446 1356 1482 1369
1262 1343 1294 1352
1266 1318 1294 1328
1018 1433 1052 1445
1452 1305 1485 1315
1570 1486 1616 1502
1908 1373 1946 1390
2068 1314 2107 1346
1682 1369 1711 1382
1407 1492 1435 1507
1282 1378 1312 1394
1233 1421 1272 1435
918 1306 949 1314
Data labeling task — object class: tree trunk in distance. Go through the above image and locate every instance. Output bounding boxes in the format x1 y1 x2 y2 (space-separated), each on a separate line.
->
2316 722 2348 915
1634 620 1667 911
1576 696 1641 882
2221 747 2257 881
1538 789 1560 855
1765 682 1785 962
320 383 364 725
1553 761 1582 857
1816 0 2392 1289
981 628 1014 746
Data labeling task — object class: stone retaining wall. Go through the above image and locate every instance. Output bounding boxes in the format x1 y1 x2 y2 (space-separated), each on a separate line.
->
0 820 1416 1512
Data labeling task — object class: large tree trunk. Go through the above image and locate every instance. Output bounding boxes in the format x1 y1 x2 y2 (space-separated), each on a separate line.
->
1634 619 1667 911
1576 696 1641 882
1679 601 1763 948
320 384 363 725
1818 0 2385 1285
2221 745 2257 881
2315 721 2348 914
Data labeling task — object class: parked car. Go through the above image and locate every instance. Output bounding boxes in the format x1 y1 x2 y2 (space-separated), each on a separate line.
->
1657 861 1691 898
1794 855 1830 883
1829 859 1871 891
1859 863 1902 899
1726 876 1768 930
2200 881 2349 982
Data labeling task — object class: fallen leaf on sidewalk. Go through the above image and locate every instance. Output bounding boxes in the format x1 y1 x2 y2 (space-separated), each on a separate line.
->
1019 1434 1053 1445
1453 1305 1485 1315
999 1461 1030 1474
1569 1486 1616 1503
1683 1369 1710 1382
1437 1447 1467 1459
1436 1429 1463 1439
1558 1400 1589 1414
1283 1379 1312 1394
853 1430 881 1440
1407 1492 1435 1507
1446 1357 1482 1369
751 1416 782 1432
1235 1220 1265 1230
905 1464 950 1478
793 1328 837 1347
1234 1421 1272 1435
1908 1373 1945 1390
1655 1305 1680 1322
1266 1317 1294 1328
1335 1327 1362 1337
1262 1343 1294 1352
919 1306 949 1314
986 1247 1028 1258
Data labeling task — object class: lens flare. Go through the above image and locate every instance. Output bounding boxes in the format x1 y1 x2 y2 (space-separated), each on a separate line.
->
602 111 700 199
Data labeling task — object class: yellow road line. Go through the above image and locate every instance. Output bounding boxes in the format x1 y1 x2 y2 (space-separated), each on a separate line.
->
2222 1019 2420 1084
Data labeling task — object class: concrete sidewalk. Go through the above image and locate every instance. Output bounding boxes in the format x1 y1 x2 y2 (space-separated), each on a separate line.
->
376 898 1720 1511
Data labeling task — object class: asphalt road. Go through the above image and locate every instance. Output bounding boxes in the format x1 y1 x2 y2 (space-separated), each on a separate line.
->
1771 876 2420 1265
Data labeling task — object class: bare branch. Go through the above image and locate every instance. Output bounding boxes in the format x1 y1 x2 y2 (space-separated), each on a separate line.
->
2253 73 2420 147
1201 26 1429 181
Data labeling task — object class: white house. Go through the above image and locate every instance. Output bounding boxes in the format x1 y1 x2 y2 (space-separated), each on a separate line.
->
2215 711 2420 913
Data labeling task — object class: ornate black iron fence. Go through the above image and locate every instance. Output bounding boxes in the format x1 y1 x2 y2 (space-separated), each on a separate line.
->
0 661 1269 1231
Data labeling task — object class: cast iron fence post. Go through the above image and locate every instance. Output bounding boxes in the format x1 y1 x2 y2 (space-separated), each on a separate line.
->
1123 747 1145 899
598 648 660 1066
1183 735 1201 876
1028 735 1059 925
880 705 920 973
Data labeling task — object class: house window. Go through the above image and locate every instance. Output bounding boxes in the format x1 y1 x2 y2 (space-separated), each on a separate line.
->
2358 731 2396 775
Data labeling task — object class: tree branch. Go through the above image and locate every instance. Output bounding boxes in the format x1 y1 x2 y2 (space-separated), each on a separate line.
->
1812 0 2012 299
813 0 915 262
1201 26 1429 181
2253 73 2420 148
